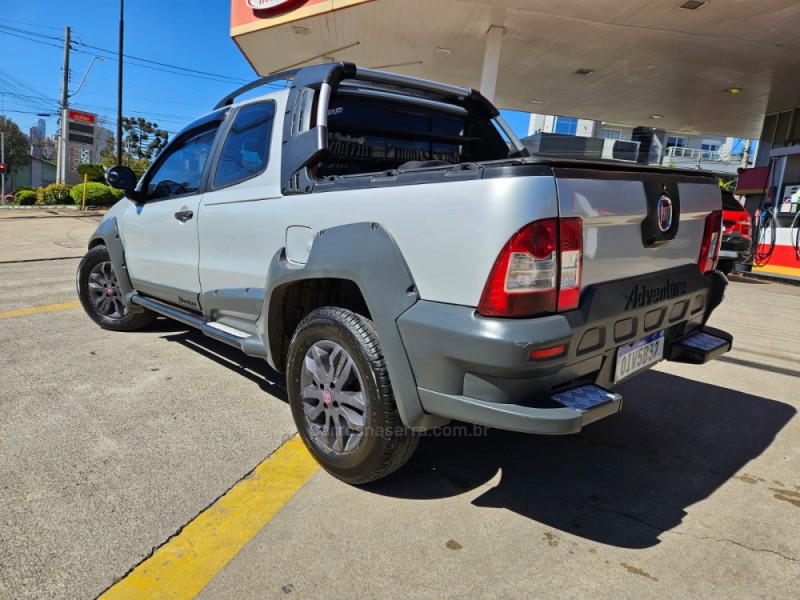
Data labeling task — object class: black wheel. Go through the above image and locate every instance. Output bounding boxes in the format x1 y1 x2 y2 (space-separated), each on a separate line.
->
286 307 419 484
717 259 734 275
77 245 156 331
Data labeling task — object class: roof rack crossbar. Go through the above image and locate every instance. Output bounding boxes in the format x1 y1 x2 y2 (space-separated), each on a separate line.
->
213 68 301 110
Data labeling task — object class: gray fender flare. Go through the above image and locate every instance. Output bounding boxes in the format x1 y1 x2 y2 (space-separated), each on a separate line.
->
262 222 447 430
87 217 142 312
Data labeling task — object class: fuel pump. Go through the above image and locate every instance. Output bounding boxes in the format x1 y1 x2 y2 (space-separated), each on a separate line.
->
738 148 800 279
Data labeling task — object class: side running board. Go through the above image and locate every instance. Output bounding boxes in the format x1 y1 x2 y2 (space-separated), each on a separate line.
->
129 294 268 359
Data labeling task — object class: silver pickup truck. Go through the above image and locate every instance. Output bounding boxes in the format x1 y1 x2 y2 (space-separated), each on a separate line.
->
78 63 732 484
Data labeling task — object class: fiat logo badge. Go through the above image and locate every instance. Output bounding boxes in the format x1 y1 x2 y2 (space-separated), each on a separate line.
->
657 195 673 232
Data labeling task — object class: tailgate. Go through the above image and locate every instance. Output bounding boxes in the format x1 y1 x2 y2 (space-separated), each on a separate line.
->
554 169 721 287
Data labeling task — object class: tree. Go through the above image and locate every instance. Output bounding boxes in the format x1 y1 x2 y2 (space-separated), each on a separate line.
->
98 136 117 167
77 163 107 183
32 136 57 161
0 116 31 174
98 135 148 177
121 116 169 163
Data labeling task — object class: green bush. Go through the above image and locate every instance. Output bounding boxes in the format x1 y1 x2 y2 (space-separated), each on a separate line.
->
15 190 37 205
36 183 72 205
69 182 116 207
109 187 126 201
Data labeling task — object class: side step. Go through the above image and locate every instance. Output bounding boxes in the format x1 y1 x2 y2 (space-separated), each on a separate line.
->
668 326 732 365
129 294 268 358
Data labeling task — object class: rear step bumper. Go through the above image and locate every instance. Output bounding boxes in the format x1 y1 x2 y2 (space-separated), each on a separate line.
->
418 384 623 435
667 325 733 364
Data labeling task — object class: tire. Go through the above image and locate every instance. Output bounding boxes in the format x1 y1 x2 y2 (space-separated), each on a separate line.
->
717 259 734 275
77 245 157 331
286 307 419 485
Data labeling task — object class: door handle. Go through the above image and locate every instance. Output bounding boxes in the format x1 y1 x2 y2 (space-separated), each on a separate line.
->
174 209 194 222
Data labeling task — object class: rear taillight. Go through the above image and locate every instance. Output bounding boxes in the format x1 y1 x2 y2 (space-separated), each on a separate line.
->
740 215 751 238
698 210 723 273
478 218 582 318
558 219 582 311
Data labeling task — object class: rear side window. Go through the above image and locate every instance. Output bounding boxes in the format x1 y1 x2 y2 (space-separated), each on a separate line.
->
214 101 276 189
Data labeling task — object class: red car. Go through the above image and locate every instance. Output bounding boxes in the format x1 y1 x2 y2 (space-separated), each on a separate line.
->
718 191 752 274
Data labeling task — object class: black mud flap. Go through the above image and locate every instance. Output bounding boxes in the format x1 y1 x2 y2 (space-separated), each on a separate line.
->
668 325 732 365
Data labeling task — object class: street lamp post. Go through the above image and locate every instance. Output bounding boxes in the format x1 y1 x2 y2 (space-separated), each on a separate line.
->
117 0 124 166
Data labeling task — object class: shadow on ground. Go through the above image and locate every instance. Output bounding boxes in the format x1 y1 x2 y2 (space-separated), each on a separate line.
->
367 370 795 549
150 326 794 549
161 326 288 402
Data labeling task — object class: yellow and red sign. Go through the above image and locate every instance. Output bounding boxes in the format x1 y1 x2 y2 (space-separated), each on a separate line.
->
68 110 96 125
232 0 374 36
246 0 299 9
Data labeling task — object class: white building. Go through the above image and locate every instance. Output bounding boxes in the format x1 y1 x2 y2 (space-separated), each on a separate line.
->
526 113 755 174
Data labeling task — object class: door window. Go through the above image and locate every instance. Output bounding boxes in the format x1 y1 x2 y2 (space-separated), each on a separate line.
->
214 101 276 189
146 127 217 200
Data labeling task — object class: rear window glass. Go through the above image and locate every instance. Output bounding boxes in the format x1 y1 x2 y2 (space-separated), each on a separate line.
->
214 101 275 189
721 193 744 211
321 95 507 176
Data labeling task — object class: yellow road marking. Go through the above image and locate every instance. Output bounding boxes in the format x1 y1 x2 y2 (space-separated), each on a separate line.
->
100 435 319 600
0 301 82 319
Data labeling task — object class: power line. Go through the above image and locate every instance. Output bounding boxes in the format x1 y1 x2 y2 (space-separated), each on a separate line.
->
1 22 282 93
73 40 251 85
0 23 63 41
0 69 59 103
0 28 64 50
0 19 64 32
0 107 57 116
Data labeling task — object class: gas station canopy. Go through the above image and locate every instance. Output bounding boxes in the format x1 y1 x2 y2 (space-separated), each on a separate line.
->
231 0 800 139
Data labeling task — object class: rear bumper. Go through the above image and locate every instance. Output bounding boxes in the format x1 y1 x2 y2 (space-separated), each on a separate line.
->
720 233 752 260
397 265 731 434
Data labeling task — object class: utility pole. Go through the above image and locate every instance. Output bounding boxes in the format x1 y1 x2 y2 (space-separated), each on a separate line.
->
56 26 71 184
116 0 124 165
740 140 752 170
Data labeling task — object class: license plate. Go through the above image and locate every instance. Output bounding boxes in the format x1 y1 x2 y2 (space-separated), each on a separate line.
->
614 331 665 383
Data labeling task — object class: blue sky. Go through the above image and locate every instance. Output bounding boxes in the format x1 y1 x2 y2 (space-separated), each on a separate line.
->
0 1 260 137
0 1 533 142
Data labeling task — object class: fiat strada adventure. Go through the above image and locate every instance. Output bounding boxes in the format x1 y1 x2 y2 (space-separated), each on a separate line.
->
78 63 733 484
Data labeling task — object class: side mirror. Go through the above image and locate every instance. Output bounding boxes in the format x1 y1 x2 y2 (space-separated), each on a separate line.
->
106 165 138 191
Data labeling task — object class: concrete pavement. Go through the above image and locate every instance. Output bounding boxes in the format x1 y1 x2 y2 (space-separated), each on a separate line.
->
0 209 104 263
0 221 797 598
200 276 800 599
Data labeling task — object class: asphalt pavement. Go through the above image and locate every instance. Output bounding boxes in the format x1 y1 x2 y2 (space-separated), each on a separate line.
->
0 209 797 599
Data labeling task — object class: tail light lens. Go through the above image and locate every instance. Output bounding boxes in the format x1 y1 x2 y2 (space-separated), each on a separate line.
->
698 210 723 273
739 214 751 238
558 219 582 311
478 218 582 318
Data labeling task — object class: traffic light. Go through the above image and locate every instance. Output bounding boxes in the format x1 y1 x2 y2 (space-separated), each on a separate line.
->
0 163 6 175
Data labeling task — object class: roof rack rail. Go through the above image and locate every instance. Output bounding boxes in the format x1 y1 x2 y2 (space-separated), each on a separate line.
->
213 68 301 110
